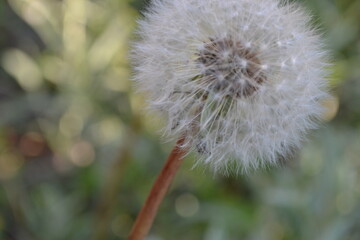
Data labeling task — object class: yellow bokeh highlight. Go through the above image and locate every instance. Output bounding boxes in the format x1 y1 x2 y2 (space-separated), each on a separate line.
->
41 55 66 84
2 49 43 91
321 96 339 122
91 118 123 145
63 0 87 59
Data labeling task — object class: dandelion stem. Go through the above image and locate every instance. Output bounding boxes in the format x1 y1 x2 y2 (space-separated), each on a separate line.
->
128 137 187 240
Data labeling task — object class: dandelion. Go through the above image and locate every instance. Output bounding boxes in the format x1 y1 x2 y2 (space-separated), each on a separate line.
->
132 0 329 172
129 0 330 238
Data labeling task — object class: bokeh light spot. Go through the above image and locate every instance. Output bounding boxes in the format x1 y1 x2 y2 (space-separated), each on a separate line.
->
175 193 199 218
19 132 46 157
69 141 95 167
321 96 339 122
91 118 123 144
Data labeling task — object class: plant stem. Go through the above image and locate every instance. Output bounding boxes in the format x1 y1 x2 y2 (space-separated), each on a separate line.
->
128 137 187 240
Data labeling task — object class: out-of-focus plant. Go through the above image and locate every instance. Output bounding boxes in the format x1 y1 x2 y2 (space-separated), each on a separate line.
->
0 0 140 239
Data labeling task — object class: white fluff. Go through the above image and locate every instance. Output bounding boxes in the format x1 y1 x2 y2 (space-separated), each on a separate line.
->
132 0 330 173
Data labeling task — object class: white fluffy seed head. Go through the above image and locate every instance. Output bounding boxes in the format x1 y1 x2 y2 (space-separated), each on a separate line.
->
132 0 331 174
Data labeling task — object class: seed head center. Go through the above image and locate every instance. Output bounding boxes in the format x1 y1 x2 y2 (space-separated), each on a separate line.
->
196 38 266 98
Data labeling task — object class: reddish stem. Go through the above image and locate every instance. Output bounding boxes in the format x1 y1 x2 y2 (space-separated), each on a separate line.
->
128 137 186 240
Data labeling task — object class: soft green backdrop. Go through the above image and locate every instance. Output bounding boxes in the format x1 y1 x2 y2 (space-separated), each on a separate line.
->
0 0 359 239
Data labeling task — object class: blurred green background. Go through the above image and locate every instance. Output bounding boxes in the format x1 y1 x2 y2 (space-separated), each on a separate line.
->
0 0 359 239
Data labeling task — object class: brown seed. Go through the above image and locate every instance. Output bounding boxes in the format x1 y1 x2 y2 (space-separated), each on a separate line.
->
196 37 266 98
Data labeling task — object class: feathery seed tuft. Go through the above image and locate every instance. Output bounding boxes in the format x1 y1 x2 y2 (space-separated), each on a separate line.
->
132 0 331 173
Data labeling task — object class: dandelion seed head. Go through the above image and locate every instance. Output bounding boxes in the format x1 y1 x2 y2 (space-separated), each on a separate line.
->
132 0 331 173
